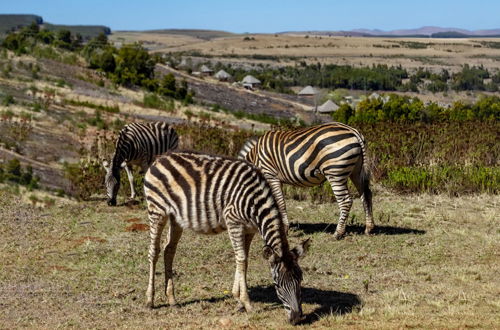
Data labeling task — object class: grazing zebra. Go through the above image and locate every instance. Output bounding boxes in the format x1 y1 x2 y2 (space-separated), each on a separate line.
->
238 122 374 239
144 151 310 325
103 122 178 206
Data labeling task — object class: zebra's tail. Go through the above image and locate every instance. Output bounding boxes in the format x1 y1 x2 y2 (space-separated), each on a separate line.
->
358 133 373 216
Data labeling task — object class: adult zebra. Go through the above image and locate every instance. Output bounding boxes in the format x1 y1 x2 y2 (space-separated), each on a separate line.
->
238 122 374 239
144 151 309 324
103 122 178 206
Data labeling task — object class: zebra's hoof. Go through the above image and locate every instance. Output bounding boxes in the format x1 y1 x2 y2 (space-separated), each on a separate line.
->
332 232 345 240
146 301 154 309
234 303 246 313
365 225 375 235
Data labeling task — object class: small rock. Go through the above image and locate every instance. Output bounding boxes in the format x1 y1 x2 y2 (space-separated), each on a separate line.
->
219 318 232 327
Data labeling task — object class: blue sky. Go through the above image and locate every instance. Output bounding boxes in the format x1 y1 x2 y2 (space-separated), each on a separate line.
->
1 0 499 33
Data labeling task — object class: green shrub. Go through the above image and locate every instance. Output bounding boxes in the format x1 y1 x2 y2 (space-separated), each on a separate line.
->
1 94 15 106
65 98 119 113
385 165 499 195
175 123 253 157
142 93 174 112
63 159 144 201
86 110 107 129
63 160 102 200
0 158 39 190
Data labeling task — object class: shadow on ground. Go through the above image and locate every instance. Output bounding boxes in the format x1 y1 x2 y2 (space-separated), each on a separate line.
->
290 222 425 236
153 286 361 325
249 285 362 325
154 295 230 309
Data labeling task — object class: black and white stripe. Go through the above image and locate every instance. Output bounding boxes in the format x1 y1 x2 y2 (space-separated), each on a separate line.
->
238 122 374 239
144 151 309 324
103 122 178 206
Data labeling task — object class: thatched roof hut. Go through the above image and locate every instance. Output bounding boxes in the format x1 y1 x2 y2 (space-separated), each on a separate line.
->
214 70 232 81
317 100 340 113
200 65 213 75
241 75 261 89
298 85 317 96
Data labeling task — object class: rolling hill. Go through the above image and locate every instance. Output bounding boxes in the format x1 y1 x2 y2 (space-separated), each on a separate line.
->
0 14 43 35
0 14 110 39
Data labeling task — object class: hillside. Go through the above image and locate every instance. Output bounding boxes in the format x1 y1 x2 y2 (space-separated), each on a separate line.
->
0 14 110 39
0 14 43 35
42 23 111 39
0 49 317 193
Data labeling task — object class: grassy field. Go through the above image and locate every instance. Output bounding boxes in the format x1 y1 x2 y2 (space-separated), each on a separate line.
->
1 186 498 329
111 31 500 72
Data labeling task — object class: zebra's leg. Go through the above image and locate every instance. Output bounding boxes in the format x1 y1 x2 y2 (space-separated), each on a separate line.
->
163 217 183 306
227 220 253 312
140 161 149 174
350 163 374 235
146 209 168 308
265 176 289 231
326 174 352 240
232 232 255 311
122 163 136 199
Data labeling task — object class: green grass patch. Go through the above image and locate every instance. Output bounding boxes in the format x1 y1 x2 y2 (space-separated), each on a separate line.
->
142 93 174 112
385 165 500 195
64 98 119 113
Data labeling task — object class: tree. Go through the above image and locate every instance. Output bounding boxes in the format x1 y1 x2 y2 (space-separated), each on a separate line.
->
55 29 72 50
331 103 353 123
113 43 155 86
160 73 176 97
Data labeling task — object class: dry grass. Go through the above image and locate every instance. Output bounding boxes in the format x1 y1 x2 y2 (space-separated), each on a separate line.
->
114 31 500 72
1 187 498 329
109 32 206 50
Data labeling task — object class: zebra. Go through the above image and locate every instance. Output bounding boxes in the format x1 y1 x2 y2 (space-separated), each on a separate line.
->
238 122 374 239
144 151 310 325
102 122 178 206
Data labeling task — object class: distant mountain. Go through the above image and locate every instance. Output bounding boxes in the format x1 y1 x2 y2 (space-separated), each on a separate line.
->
352 26 500 36
280 26 500 38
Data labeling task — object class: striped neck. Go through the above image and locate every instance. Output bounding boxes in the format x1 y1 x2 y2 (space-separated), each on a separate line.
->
256 204 289 258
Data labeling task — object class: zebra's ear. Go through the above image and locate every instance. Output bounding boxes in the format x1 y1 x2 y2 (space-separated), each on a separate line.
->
262 246 274 260
263 245 281 263
290 238 311 259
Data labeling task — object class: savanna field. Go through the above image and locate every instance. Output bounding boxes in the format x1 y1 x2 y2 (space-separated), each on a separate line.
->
1 19 500 329
1 188 499 328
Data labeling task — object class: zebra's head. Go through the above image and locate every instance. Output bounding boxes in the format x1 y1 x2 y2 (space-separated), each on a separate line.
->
103 160 120 206
263 238 310 325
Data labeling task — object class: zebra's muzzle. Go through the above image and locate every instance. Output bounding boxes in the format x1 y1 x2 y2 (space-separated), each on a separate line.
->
288 310 304 325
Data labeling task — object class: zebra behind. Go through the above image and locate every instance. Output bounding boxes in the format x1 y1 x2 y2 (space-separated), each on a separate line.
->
238 122 374 239
103 122 178 206
144 151 309 325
